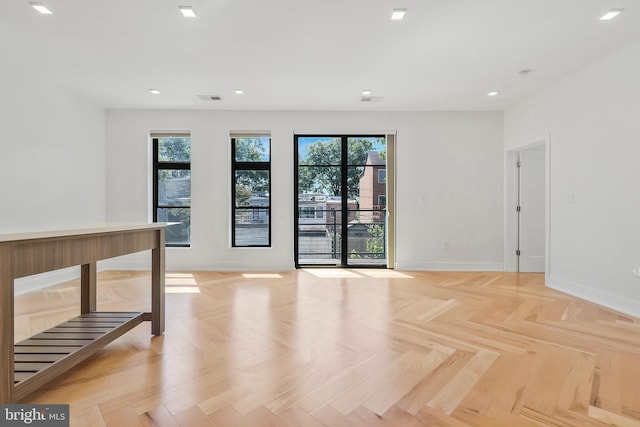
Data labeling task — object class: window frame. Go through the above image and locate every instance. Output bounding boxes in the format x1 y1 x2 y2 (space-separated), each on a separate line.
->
231 136 272 247
152 136 191 248
378 168 387 184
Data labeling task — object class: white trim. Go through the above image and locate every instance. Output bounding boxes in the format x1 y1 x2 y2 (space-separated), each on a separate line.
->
395 261 504 271
503 134 551 284
548 275 640 318
293 129 397 136
230 130 271 138
150 131 191 138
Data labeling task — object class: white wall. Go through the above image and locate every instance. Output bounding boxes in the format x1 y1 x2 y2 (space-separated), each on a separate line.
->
505 39 640 316
0 67 107 293
106 110 503 271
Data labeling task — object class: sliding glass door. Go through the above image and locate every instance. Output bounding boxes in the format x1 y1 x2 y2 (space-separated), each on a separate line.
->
294 135 387 267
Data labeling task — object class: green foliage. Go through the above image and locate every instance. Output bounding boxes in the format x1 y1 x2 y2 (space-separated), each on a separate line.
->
234 139 270 204
158 138 191 183
168 208 190 227
234 138 269 162
365 224 385 256
235 183 254 206
298 137 386 197
158 137 190 162
348 224 385 259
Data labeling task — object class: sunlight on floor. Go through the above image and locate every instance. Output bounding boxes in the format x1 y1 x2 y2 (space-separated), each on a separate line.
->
165 273 200 293
303 269 414 279
165 286 201 294
303 269 363 278
242 273 284 279
357 270 414 279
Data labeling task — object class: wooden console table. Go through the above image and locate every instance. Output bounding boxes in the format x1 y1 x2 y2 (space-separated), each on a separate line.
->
0 224 166 403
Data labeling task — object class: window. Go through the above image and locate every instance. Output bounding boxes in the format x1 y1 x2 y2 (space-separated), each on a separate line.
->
299 207 315 219
378 195 387 206
295 134 387 267
152 135 191 247
378 169 387 184
232 136 271 247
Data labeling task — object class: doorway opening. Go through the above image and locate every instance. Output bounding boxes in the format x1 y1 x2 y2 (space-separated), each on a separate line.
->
294 135 389 268
504 137 550 280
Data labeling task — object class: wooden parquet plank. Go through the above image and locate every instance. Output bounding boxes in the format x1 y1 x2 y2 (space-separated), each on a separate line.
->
295 351 397 414
69 405 108 427
12 270 640 426
396 350 476 415
427 350 499 415
207 405 256 427
277 405 326 427
588 405 640 427
171 406 213 427
328 351 429 415
363 349 451 416
102 405 146 427
138 405 180 427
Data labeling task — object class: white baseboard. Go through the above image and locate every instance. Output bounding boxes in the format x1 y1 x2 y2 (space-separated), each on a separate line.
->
14 267 81 296
548 275 640 318
394 261 504 271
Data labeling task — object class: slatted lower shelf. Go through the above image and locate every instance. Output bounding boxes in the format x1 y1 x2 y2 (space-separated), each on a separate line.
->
14 312 146 400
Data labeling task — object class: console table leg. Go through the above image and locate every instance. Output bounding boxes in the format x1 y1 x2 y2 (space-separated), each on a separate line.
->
0 246 15 403
81 262 97 314
151 229 165 336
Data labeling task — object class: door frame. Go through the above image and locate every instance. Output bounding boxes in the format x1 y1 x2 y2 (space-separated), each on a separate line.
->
293 132 396 268
504 135 551 282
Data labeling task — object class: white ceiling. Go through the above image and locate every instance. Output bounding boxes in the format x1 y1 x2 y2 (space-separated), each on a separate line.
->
2 0 639 111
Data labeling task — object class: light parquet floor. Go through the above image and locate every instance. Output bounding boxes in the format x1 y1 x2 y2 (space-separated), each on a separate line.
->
14 270 640 426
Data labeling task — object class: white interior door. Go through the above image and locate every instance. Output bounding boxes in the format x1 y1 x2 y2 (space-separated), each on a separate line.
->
518 147 545 272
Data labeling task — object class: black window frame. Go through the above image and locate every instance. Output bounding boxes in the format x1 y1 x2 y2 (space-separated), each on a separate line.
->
231 137 271 247
152 136 191 248
294 134 387 268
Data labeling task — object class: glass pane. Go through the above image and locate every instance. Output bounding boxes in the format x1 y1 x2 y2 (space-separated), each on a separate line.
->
297 194 342 263
347 221 386 263
345 166 365 199
158 137 191 162
157 208 190 245
234 208 269 246
235 138 270 162
297 231 341 262
298 165 342 196
349 165 385 210
158 170 191 206
235 170 269 207
298 137 341 165
347 136 385 165
378 169 386 184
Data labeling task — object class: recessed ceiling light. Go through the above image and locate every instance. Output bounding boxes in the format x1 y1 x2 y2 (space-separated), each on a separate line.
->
391 8 406 20
149 89 160 95
179 6 197 18
234 89 244 95
600 9 623 20
362 89 372 96
30 2 52 14
487 91 499 97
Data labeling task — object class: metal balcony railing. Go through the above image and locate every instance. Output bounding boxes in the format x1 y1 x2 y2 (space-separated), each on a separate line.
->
297 208 386 264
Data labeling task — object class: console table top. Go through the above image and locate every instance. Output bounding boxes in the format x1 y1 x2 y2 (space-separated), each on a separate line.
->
0 223 166 244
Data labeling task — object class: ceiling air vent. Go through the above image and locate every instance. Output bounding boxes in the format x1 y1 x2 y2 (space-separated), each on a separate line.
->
197 95 223 101
360 96 384 102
